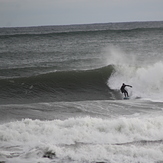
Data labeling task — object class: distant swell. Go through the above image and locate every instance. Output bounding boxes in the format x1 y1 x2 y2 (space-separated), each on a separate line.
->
0 65 120 104
1 27 163 38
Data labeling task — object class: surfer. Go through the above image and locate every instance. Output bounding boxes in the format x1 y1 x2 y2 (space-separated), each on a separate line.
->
120 83 132 97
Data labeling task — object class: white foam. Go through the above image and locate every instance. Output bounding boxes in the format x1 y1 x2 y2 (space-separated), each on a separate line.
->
106 47 163 101
1 116 163 144
109 62 163 101
1 116 163 162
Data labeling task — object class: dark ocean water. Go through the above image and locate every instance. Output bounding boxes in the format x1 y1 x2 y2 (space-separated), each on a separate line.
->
1 21 163 163
1 21 163 104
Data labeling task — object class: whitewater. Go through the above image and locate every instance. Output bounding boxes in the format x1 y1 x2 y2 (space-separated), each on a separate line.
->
107 47 163 101
1 21 163 163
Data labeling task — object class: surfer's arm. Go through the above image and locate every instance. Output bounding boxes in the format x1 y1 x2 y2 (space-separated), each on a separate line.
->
126 85 132 88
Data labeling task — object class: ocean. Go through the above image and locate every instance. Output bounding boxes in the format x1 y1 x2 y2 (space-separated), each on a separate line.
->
0 21 163 163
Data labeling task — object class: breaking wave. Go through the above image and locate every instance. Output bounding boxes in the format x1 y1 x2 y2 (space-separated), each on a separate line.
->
108 61 163 101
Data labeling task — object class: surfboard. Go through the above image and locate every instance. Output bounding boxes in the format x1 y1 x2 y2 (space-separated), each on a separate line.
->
123 97 130 100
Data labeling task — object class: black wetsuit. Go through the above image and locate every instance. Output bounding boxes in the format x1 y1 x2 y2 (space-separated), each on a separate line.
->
120 84 132 97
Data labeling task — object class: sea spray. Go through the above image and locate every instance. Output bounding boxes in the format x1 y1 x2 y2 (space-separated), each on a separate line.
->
108 61 163 100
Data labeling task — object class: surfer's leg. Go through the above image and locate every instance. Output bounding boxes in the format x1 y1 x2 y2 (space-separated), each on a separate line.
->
124 92 126 97
126 91 129 97
124 90 128 97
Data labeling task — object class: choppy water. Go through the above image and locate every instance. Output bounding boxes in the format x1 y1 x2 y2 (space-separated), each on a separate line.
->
1 21 163 163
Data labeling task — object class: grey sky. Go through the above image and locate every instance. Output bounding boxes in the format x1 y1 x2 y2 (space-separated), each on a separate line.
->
0 0 163 27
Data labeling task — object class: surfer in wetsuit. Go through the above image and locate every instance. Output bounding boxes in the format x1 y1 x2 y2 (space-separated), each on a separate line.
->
120 83 132 97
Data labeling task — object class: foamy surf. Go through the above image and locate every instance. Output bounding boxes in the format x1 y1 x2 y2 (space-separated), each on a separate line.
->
1 116 163 163
108 56 163 101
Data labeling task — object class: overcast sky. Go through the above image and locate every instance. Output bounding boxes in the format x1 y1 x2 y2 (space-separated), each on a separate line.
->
0 0 163 27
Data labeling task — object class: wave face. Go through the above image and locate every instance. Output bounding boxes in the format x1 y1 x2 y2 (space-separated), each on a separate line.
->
0 66 120 104
2 59 163 104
